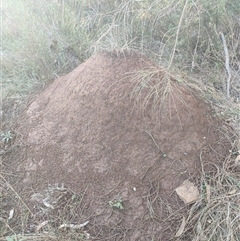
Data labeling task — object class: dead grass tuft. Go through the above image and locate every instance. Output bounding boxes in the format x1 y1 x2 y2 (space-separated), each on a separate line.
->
124 66 197 132
179 145 240 240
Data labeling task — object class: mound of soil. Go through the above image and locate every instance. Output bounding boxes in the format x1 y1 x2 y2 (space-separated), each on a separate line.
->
15 51 231 240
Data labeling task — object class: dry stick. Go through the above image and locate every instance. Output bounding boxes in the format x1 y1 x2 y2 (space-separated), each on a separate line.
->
220 32 231 99
168 0 189 70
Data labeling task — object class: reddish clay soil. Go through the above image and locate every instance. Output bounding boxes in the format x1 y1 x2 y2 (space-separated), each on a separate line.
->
14 51 231 240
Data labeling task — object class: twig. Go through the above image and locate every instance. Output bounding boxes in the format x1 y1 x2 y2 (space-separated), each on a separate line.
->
168 0 189 69
144 130 163 154
220 32 231 99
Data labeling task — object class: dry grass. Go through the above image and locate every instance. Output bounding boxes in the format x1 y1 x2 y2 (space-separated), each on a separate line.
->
180 148 240 240
127 66 194 130
0 172 91 241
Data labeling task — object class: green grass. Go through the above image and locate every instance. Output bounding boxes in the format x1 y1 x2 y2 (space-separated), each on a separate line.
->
2 0 92 101
2 0 239 103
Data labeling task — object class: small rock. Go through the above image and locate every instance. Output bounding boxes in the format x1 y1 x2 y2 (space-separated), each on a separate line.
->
175 180 199 204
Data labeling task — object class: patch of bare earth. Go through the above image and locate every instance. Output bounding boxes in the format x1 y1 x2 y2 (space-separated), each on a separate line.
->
13 51 232 240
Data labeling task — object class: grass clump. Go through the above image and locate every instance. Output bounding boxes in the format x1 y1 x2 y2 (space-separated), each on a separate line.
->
128 67 178 117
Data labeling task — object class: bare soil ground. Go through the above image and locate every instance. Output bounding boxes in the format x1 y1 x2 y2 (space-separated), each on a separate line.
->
7 51 233 240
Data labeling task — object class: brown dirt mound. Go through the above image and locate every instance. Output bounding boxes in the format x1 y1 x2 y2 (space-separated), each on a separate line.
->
15 51 231 240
